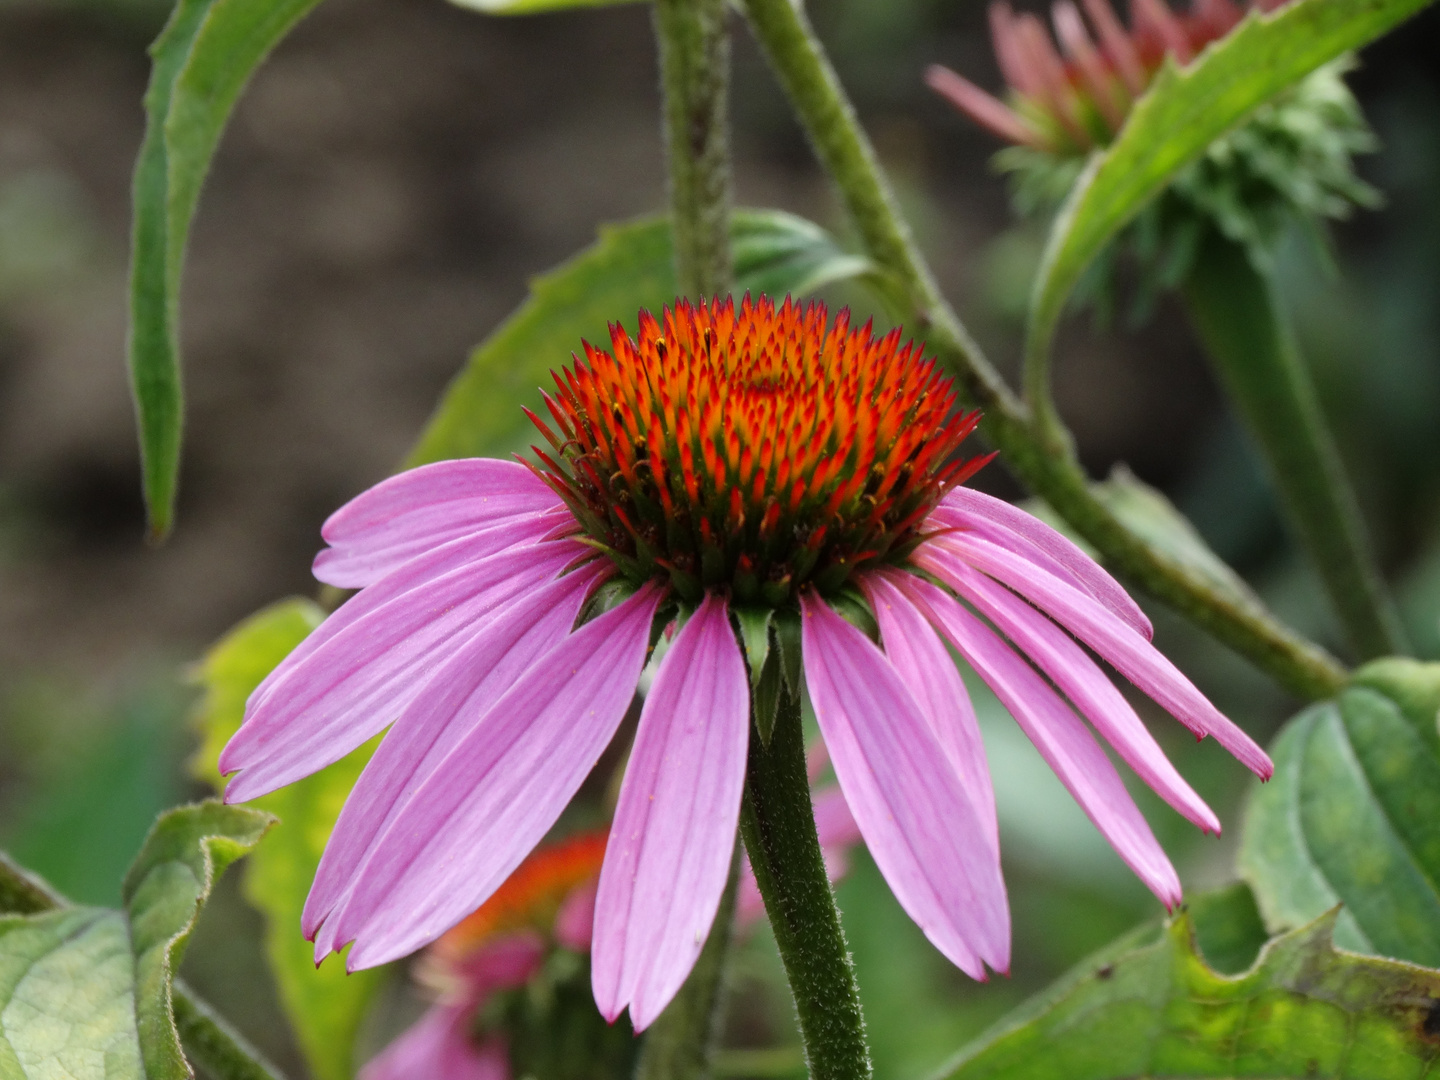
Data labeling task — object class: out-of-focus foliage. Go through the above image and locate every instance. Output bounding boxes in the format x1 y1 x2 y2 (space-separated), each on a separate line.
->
936 902 1440 1079
446 0 640 14
191 598 383 1080
1240 659 1440 966
0 802 273 1079
406 210 878 468
1027 0 1434 363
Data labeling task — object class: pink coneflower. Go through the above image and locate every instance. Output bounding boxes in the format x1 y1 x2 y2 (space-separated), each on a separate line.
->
219 295 1270 1030
926 0 1285 154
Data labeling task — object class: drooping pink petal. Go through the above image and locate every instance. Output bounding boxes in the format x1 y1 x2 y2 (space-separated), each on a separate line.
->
1082 0 1146 93
927 533 1272 779
302 561 605 939
358 1006 508 1080
896 574 1182 907
317 583 664 969
801 593 1009 977
925 65 1047 148
861 572 999 855
318 459 564 588
935 559 1220 833
220 540 588 802
592 593 750 1031
932 487 1153 640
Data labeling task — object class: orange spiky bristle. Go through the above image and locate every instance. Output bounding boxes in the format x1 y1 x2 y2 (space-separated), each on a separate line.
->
529 295 989 605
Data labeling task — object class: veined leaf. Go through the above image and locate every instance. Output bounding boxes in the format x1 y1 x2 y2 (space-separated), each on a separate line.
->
0 802 274 1080
405 209 878 468
129 0 327 538
1239 658 1440 968
935 901 1440 1080
447 0 641 13
192 598 383 1080
1025 0 1435 373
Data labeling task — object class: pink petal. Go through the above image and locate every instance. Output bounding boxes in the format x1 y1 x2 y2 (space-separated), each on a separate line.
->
221 540 588 802
933 487 1153 640
861 572 999 855
592 593 750 1031
302 562 605 939
896 575 1182 907
358 1006 508 1080
801 593 1009 977
319 459 564 588
320 583 664 969
1133 0 1193 61
554 880 599 953
936 560 1220 833
925 65 1046 148
1083 0 1146 92
926 533 1272 779
1051 0 1127 130
990 2 1044 99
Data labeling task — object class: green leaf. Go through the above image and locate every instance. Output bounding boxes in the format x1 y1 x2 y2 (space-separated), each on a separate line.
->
129 0 328 538
0 802 273 1080
447 0 641 13
1025 0 1435 372
405 209 878 468
935 905 1440 1080
191 599 384 1080
1239 658 1440 968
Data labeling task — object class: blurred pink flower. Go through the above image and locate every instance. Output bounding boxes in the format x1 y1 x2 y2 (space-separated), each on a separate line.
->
220 296 1269 1031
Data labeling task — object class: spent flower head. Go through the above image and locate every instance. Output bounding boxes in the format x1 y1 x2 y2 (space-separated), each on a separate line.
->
221 294 1270 1031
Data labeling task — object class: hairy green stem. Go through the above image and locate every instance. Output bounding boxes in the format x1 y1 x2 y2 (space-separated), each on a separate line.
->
1183 230 1407 660
634 844 741 1080
740 687 871 1080
738 0 1348 700
174 979 288 1080
654 0 733 300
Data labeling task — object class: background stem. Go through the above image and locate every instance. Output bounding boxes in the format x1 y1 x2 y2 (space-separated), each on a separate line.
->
654 0 733 301
634 846 741 1080
738 0 1349 699
1183 230 1407 660
740 687 872 1080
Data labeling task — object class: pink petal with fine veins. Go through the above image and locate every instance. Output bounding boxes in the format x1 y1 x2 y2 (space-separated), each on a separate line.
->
896 574 1182 907
220 539 587 802
931 532 1272 779
933 558 1220 833
319 459 563 586
926 65 1046 148
592 593 750 1030
933 487 1153 640
862 571 999 855
801 593 1009 977
358 1006 508 1080
321 583 664 969
302 561 605 940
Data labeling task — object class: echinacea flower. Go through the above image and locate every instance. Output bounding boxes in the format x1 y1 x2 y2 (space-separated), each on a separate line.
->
219 294 1270 1030
927 0 1377 295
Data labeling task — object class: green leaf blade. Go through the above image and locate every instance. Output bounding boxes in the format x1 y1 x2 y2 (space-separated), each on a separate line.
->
191 598 382 1080
406 209 877 468
1026 0 1435 370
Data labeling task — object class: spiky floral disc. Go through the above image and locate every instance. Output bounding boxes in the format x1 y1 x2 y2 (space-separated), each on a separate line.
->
528 295 989 605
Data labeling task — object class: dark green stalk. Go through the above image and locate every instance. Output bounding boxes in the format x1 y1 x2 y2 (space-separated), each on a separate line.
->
654 0 733 301
1183 230 1407 660
740 687 871 1080
634 845 742 1080
737 0 1348 699
173 979 289 1080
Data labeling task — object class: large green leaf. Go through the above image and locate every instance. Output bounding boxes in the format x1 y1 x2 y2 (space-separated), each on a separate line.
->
1025 0 1435 372
128 0 327 538
935 902 1440 1080
191 598 383 1080
1239 658 1440 968
405 209 878 467
0 802 274 1080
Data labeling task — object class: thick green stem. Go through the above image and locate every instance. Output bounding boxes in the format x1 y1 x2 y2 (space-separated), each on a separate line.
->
634 844 741 1080
740 687 871 1080
1183 231 1407 660
654 0 733 300
738 0 1348 700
